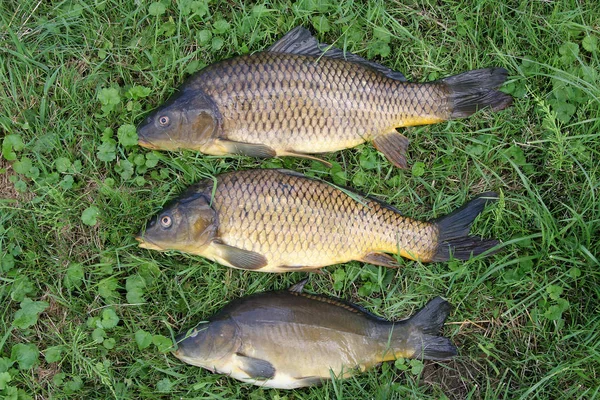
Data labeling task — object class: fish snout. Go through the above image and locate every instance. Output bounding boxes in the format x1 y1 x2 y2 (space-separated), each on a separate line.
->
137 120 162 149
137 135 160 150
135 235 165 251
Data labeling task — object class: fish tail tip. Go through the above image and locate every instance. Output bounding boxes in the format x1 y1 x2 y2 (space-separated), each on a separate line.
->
442 67 514 118
403 298 458 361
412 335 458 360
431 193 500 262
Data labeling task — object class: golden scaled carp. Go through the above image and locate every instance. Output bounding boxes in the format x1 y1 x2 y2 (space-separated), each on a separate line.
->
136 26 513 168
173 279 457 389
136 169 499 272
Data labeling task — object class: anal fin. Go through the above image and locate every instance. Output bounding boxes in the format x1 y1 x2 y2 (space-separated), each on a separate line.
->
372 131 409 169
235 353 276 379
360 252 400 268
211 240 268 270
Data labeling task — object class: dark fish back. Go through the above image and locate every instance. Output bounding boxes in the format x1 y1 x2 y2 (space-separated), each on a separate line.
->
219 290 384 336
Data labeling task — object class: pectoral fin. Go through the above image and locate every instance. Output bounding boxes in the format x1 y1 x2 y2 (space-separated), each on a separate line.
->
372 131 410 169
235 353 276 379
211 240 268 270
360 252 400 268
216 139 276 158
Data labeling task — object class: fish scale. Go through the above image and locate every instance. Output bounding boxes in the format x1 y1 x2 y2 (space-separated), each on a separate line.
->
207 170 438 270
201 52 448 151
137 169 499 272
137 26 512 168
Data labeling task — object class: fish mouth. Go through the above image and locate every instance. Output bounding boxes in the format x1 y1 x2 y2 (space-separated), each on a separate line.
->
138 136 160 150
135 234 165 251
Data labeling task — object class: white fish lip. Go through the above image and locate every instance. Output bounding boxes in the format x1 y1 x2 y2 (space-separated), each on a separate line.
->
137 136 161 150
135 235 165 251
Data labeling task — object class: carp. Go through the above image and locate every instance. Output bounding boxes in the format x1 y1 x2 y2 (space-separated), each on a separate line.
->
173 280 457 389
136 169 499 272
137 27 512 168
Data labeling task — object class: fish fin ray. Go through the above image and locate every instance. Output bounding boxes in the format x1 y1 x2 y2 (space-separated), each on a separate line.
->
411 334 458 360
279 150 332 167
267 26 406 81
235 353 276 379
432 192 500 261
360 252 400 268
372 131 409 168
441 68 513 118
288 278 309 293
211 241 268 270
291 291 388 322
217 139 276 158
405 297 457 360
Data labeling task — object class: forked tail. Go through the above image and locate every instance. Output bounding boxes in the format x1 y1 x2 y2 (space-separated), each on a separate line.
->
402 297 457 360
432 192 499 262
441 68 513 118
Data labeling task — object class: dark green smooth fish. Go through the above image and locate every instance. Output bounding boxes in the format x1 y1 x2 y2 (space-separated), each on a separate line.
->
137 26 512 168
173 280 457 389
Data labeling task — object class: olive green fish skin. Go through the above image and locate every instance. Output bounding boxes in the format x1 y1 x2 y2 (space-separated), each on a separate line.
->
137 51 450 158
173 283 456 389
137 169 498 272
198 52 450 152
137 27 512 167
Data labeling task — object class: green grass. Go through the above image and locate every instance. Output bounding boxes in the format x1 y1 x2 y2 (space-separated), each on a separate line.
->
1 0 599 398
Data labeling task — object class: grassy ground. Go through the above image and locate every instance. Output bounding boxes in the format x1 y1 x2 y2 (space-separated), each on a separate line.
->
1 0 599 398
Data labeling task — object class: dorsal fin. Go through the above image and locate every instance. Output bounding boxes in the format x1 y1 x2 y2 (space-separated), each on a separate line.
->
287 282 388 322
267 26 406 82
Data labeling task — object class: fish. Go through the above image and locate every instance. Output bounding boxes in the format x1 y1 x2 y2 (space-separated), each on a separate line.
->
173 279 457 389
137 26 513 169
136 169 499 272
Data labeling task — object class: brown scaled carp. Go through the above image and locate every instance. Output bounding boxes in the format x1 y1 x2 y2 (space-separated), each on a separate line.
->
173 279 457 389
137 26 512 168
136 169 499 272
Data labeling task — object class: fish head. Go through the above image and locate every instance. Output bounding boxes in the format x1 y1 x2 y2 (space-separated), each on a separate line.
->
137 89 219 151
136 192 217 254
173 319 240 368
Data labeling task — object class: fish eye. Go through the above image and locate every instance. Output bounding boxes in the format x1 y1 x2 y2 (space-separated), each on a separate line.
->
158 115 170 126
160 215 172 228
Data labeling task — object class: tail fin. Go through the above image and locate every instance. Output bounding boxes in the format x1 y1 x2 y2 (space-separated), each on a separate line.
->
441 68 513 118
405 297 457 360
432 192 499 262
